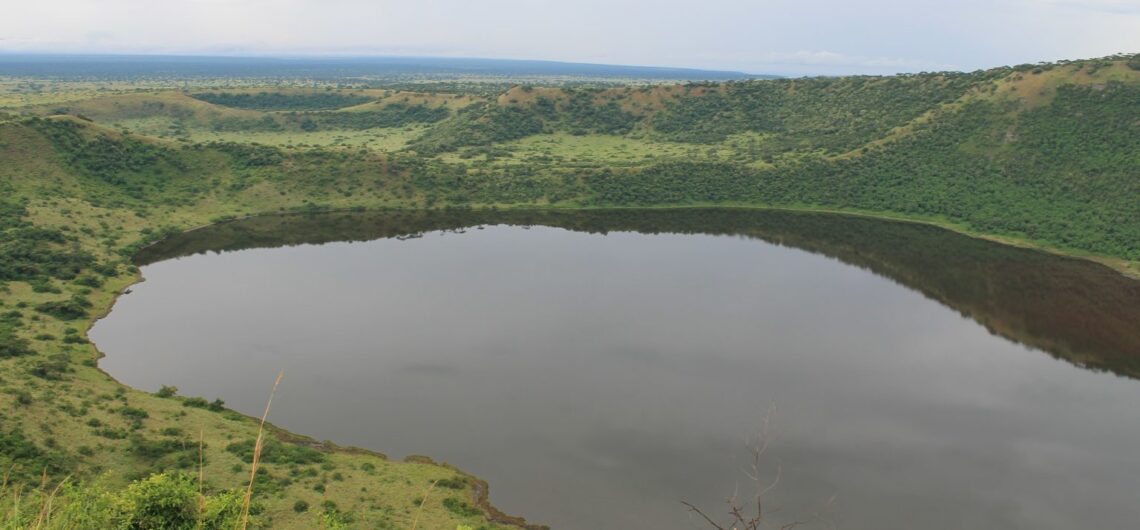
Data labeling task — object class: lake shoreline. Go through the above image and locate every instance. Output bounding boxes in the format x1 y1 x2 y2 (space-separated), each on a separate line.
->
150 203 1140 279
67 201 1136 528
85 253 547 529
94 210 1140 528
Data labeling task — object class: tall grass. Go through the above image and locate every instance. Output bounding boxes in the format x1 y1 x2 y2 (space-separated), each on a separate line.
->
238 370 283 530
0 373 286 530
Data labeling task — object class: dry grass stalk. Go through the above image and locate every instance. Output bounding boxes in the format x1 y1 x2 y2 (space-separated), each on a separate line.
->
31 474 70 530
237 370 284 530
409 479 439 530
197 429 205 530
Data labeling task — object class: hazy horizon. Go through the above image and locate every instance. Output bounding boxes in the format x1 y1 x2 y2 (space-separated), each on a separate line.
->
2 0 1138 76
0 50 1135 78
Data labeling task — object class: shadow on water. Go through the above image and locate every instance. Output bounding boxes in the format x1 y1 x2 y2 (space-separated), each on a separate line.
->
136 208 1140 379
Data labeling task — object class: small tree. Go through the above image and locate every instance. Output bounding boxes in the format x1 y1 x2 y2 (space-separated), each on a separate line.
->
682 410 834 530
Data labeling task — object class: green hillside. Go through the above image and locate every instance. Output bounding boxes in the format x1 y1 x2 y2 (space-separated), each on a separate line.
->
0 53 1137 528
14 55 1132 263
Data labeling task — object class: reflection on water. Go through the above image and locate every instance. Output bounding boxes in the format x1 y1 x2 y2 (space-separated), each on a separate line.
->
93 209 1140 530
137 209 1140 377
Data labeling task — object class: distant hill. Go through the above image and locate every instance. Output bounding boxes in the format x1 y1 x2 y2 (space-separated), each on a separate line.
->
0 54 768 81
2 54 1137 265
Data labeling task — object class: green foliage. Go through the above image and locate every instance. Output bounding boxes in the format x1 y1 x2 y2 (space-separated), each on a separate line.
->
441 497 482 517
0 426 70 481
410 105 544 154
0 199 94 282
209 115 283 132
192 91 373 111
291 103 449 130
0 326 34 358
29 354 72 380
73 275 104 288
31 280 62 293
95 428 129 440
0 473 244 530
225 439 326 465
35 294 93 320
436 476 468 489
181 397 209 408
582 78 1140 259
556 90 638 135
411 91 634 152
208 141 284 168
786 85 1140 259
652 73 992 148
128 435 200 470
30 118 205 208
114 472 242 530
120 406 151 420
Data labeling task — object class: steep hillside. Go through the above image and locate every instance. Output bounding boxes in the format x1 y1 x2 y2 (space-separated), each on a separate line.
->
4 56 1138 264
415 55 1140 262
0 53 1136 528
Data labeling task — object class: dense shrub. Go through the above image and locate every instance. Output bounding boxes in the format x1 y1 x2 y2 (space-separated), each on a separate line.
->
35 294 92 320
181 397 209 408
114 473 242 530
292 103 449 130
441 497 481 517
0 200 94 282
225 439 326 465
0 327 33 358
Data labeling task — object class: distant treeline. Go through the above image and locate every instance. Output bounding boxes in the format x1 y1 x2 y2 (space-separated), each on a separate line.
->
206 102 450 132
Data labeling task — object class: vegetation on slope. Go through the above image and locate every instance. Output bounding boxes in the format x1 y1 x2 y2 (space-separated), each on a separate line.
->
0 118 542 529
0 53 1136 529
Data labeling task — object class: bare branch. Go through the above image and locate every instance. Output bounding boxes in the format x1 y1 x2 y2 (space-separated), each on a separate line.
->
681 500 727 530
681 404 834 530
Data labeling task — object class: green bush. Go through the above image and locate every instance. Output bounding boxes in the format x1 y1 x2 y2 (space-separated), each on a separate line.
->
35 294 92 320
120 406 150 420
0 327 33 358
0 427 70 481
181 397 209 408
114 473 242 530
436 476 467 489
225 439 326 465
29 355 72 380
441 497 481 517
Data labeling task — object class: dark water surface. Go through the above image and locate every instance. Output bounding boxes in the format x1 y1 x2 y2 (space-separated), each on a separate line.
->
91 210 1140 530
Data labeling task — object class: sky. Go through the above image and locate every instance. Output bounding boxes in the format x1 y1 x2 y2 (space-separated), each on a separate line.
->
1 0 1138 75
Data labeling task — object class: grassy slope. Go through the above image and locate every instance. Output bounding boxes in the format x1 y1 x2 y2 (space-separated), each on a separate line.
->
442 56 1140 270
0 54 1137 528
0 118 539 529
